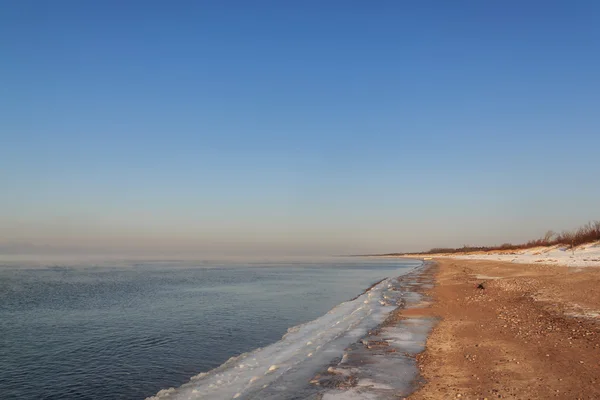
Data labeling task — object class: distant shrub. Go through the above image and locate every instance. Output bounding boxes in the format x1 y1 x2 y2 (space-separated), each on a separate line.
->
499 243 516 250
409 220 599 255
555 221 600 248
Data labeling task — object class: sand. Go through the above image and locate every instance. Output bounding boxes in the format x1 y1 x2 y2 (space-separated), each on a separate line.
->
403 258 600 400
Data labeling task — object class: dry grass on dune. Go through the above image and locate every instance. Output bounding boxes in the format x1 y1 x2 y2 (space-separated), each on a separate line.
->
416 220 600 255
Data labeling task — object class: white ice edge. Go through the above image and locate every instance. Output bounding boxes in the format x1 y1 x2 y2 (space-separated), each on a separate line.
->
146 264 422 400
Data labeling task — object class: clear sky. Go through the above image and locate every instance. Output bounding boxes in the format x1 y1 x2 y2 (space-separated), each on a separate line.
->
2 1 599 257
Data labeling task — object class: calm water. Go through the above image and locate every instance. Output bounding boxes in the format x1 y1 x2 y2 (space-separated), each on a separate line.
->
0 258 418 399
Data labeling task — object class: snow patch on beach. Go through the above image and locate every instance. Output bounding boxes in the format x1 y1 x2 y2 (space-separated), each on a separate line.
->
447 241 600 267
322 389 381 399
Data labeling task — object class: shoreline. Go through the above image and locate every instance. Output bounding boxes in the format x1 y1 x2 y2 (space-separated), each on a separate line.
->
406 258 600 399
315 261 438 399
146 261 428 400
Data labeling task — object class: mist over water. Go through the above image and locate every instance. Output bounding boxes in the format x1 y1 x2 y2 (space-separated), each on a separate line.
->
0 258 418 399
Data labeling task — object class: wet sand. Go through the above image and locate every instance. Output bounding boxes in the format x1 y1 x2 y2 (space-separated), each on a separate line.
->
404 258 600 399
314 263 438 399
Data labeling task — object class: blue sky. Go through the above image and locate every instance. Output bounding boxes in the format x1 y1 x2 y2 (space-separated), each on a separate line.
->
2 1 599 257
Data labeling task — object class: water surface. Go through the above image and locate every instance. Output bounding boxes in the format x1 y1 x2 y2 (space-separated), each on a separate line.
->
0 258 419 399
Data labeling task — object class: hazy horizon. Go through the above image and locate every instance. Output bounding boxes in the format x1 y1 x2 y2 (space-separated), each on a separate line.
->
2 2 600 259
2 216 598 259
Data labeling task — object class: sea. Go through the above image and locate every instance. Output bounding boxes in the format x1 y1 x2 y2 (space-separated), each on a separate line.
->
0 257 421 400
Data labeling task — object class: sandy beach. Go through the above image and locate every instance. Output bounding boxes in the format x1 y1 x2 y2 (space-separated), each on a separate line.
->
403 258 600 399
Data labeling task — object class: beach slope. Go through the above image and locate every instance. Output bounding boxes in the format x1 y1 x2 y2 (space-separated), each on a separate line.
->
408 259 600 399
